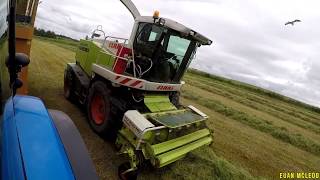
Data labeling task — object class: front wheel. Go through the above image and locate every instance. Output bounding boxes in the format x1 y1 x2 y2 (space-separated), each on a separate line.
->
87 80 115 138
118 162 138 180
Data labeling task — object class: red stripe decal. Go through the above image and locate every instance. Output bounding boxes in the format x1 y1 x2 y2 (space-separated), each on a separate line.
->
115 76 121 80
120 78 131 84
130 80 142 87
138 85 143 89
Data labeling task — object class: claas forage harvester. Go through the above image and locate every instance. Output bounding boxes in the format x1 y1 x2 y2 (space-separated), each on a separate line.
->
64 0 213 178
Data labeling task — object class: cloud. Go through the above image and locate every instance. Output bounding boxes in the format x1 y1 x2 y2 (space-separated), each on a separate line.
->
35 0 320 107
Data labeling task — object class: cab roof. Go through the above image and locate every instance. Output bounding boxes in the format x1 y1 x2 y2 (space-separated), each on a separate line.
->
136 16 212 46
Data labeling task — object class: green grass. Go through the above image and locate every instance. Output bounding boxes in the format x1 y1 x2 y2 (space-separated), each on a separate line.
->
184 77 320 134
33 36 79 52
28 37 320 180
182 91 320 156
185 72 320 122
143 148 262 180
188 69 320 114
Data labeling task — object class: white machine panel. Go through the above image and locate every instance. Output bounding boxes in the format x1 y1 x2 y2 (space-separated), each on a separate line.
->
188 105 208 119
123 110 155 137
92 64 183 91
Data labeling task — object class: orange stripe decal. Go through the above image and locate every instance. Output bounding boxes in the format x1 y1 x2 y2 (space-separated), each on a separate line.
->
130 80 142 87
120 78 131 84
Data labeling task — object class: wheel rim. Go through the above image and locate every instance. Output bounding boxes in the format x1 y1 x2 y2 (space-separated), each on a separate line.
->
91 93 106 125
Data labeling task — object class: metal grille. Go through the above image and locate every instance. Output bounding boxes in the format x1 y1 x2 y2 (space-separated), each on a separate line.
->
151 110 204 128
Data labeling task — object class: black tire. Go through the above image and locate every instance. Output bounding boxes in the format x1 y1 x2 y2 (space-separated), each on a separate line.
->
170 92 181 107
64 69 75 101
118 162 138 180
87 80 115 138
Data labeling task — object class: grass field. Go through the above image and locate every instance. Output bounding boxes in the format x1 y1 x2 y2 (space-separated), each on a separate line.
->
29 36 320 180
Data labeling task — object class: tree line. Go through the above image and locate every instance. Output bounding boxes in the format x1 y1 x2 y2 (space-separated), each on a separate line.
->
33 27 77 41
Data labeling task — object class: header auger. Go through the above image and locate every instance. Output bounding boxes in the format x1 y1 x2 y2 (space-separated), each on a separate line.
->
64 0 213 179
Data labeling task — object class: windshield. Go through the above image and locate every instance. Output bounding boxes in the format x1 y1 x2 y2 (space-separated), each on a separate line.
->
133 23 193 83
135 23 191 60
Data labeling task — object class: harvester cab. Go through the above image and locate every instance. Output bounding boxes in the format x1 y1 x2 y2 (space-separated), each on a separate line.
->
89 4 212 84
64 0 213 179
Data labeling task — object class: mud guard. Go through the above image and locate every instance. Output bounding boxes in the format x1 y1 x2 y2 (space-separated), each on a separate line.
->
1 96 98 180
49 109 98 180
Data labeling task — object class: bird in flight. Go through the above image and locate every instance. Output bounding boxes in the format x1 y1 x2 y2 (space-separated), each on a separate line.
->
285 19 301 26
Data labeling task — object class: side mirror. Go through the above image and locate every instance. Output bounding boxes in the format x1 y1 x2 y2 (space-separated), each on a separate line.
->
91 33 101 38
5 53 30 94
6 53 30 69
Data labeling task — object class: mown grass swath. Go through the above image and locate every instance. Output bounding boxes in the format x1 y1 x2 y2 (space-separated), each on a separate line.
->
182 91 320 156
184 78 320 134
184 72 320 125
186 73 320 125
187 69 320 114
163 148 264 180
185 71 320 123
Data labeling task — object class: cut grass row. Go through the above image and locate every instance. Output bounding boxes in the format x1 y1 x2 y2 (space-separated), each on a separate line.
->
185 74 320 126
147 147 263 180
188 69 320 115
160 148 262 180
184 78 320 134
182 90 320 156
185 73 320 123
187 70 320 121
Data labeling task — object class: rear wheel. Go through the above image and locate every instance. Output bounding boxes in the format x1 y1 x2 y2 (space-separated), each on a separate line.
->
87 80 115 138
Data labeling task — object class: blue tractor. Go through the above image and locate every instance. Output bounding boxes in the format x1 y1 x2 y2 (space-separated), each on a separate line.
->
0 0 98 179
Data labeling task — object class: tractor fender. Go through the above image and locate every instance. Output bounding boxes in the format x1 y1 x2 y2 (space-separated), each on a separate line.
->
49 109 98 180
1 96 98 180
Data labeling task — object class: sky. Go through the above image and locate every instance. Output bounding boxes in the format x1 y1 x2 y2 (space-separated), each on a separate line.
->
34 0 320 107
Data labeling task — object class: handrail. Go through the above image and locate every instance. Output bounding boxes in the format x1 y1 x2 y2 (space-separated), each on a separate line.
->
91 25 106 39
102 36 128 48
105 36 128 41
98 35 138 77
100 49 132 63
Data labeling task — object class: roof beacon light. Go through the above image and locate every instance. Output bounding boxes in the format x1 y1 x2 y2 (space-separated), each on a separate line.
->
153 10 160 19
